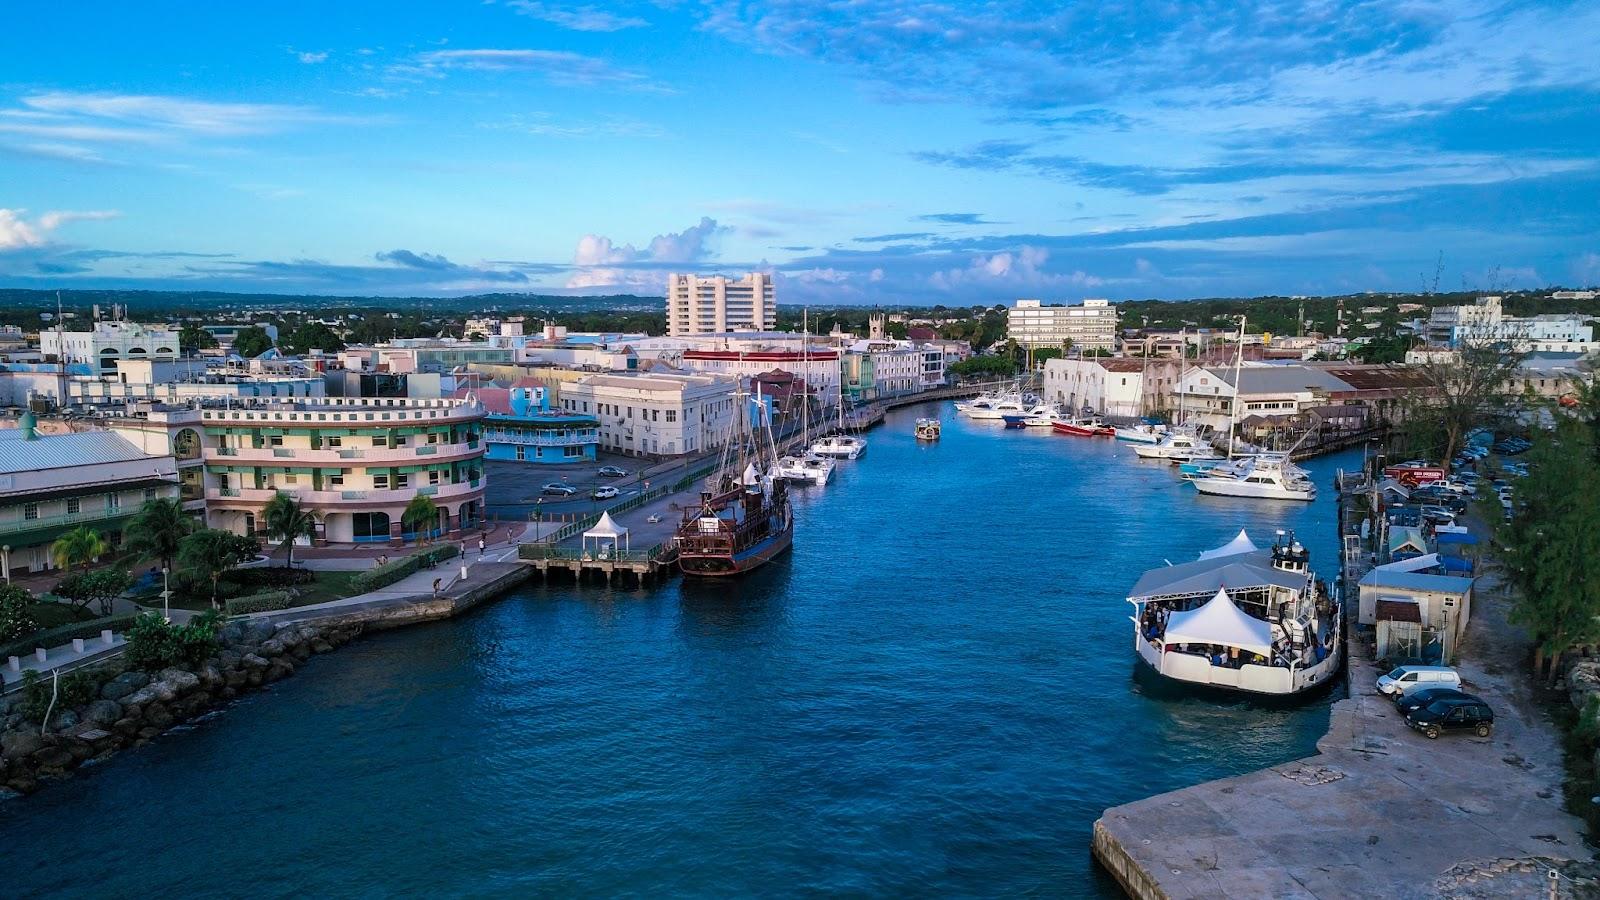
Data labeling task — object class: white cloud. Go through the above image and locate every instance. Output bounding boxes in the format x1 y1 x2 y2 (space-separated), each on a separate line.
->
0 207 120 250
506 2 648 32
402 49 667 91
929 245 1105 292
20 92 343 136
297 51 330 64
568 217 727 287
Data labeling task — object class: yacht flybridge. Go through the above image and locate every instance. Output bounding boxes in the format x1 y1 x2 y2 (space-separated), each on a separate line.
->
1127 530 1342 695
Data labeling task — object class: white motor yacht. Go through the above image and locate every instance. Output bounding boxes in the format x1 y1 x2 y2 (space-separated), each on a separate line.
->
810 434 867 459
964 394 1026 420
1191 454 1315 501
773 453 835 485
1114 423 1167 444
1132 429 1209 459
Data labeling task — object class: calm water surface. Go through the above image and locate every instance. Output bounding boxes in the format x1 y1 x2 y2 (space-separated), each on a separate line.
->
0 406 1359 897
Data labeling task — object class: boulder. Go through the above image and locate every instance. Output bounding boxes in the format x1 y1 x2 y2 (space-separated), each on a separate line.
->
1 731 45 761
112 717 140 737
30 746 74 771
46 710 80 732
143 703 174 728
241 653 270 670
219 621 247 645
83 700 122 727
157 668 201 695
310 640 333 654
223 670 246 689
289 643 312 662
100 679 137 702
1570 660 1600 710
243 620 276 645
137 726 162 740
5 775 37 795
258 639 286 658
198 664 223 689
264 658 295 683
218 649 242 670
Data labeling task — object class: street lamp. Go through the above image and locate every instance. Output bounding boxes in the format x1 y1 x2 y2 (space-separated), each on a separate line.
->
160 566 171 623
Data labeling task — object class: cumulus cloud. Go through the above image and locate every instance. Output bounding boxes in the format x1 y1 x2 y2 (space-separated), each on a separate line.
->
296 50 330 64
0 208 120 250
568 217 728 288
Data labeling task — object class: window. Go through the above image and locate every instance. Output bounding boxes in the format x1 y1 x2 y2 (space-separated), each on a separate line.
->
66 498 80 515
107 493 121 512
516 445 527 461
666 410 677 422
373 474 389 489
23 502 38 520
330 470 346 487
283 474 298 486
429 470 442 485
269 435 284 447
563 446 583 458
395 435 409 447
327 436 343 447
373 435 388 448
144 488 157 502
395 473 410 489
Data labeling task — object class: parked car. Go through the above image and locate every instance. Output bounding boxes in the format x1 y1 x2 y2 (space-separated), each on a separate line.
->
1406 696 1494 739
591 486 620 500
541 482 577 496
1419 506 1457 526
597 465 629 478
1378 665 1462 698
1395 687 1473 715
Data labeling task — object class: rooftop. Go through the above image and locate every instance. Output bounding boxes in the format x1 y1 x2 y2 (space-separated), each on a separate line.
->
0 429 156 474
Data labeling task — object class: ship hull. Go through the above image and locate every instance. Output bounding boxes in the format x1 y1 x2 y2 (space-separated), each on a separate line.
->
678 521 794 576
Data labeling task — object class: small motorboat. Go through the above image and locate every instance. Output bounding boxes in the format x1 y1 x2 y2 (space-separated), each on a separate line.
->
915 418 942 441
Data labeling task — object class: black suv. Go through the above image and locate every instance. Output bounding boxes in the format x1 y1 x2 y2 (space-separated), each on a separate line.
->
1405 696 1494 739
1395 687 1471 715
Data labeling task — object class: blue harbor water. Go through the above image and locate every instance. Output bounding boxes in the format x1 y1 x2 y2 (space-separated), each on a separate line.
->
0 406 1360 897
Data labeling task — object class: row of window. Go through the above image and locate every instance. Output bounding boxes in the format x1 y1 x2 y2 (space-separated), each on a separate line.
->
21 488 159 521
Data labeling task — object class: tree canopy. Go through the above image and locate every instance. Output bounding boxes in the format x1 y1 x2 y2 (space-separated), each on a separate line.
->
232 325 275 358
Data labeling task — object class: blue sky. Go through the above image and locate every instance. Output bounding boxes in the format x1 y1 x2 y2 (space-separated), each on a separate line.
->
1 1 1598 305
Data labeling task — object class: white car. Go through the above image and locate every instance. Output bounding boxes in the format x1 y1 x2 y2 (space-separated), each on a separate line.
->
592 486 620 500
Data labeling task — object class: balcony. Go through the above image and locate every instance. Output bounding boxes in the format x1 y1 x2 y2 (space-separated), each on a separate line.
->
201 441 484 465
0 507 136 538
205 479 483 507
483 431 598 447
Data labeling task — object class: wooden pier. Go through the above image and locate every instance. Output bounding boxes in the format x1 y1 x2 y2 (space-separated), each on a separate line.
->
516 542 679 587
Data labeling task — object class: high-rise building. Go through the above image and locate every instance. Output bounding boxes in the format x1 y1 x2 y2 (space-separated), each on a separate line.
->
666 273 776 335
1007 299 1118 351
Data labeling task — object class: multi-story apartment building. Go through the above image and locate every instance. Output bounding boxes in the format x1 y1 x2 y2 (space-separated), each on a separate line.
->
200 397 487 545
1042 357 1182 417
0 414 179 577
558 373 737 457
40 321 181 374
102 406 209 513
666 273 776 335
841 340 922 401
1425 295 1593 348
478 386 600 464
1007 298 1118 351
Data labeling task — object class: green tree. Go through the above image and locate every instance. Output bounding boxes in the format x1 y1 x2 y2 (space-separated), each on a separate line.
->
178 323 219 353
54 567 133 616
262 492 316 568
125 609 222 671
0 583 39 642
949 355 1019 379
402 494 439 543
281 321 346 355
178 529 260 608
1499 420 1600 681
51 525 107 575
1402 344 1526 470
232 325 274 358
123 497 195 572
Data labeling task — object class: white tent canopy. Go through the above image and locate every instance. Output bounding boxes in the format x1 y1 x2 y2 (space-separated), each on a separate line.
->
1198 529 1259 561
582 511 630 556
1373 553 1440 574
1163 588 1275 656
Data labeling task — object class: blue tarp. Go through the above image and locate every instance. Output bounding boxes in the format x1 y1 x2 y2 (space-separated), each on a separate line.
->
1434 531 1478 545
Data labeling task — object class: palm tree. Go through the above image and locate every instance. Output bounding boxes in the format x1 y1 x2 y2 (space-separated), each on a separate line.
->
262 492 316 569
178 529 247 609
401 495 439 545
52 526 107 574
122 498 194 572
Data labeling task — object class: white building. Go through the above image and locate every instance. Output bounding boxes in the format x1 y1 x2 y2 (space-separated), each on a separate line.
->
1042 357 1182 417
1174 364 1355 432
558 372 738 457
666 273 776 335
41 321 181 374
679 348 842 407
1426 295 1593 349
1007 299 1118 351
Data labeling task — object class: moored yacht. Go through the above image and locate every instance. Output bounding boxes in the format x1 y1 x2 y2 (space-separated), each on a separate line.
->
774 452 835 485
810 434 867 459
1127 530 1342 695
965 395 1027 420
1191 453 1315 501
1131 428 1209 459
1052 414 1115 437
1003 402 1060 428
1114 423 1167 444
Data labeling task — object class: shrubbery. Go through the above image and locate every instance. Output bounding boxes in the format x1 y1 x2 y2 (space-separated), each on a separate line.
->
0 584 39 642
225 566 315 591
124 610 222 671
53 568 133 616
224 591 294 616
348 545 459 595
19 669 99 722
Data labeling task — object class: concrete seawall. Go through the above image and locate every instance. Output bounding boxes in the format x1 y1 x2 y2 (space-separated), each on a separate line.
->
257 563 534 632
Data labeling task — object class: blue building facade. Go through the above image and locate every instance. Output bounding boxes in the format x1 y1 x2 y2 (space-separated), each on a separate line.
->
481 386 600 464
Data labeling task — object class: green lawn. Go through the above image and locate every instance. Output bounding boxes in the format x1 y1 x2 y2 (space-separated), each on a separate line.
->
291 570 362 607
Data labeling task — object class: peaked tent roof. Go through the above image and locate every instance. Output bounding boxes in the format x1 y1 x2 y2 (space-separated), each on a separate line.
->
1162 589 1275 656
1128 548 1307 601
1198 529 1259 561
583 511 628 540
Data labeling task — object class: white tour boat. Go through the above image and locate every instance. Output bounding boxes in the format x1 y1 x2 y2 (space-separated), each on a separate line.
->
774 452 835 485
1132 428 1210 459
1127 530 1342 696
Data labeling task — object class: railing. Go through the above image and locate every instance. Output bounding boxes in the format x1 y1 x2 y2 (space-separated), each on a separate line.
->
0 507 132 537
483 431 598 447
519 542 667 563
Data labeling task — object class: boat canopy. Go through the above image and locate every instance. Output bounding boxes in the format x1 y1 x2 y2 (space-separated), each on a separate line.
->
1197 529 1258 561
1127 549 1307 602
1163 589 1275 656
